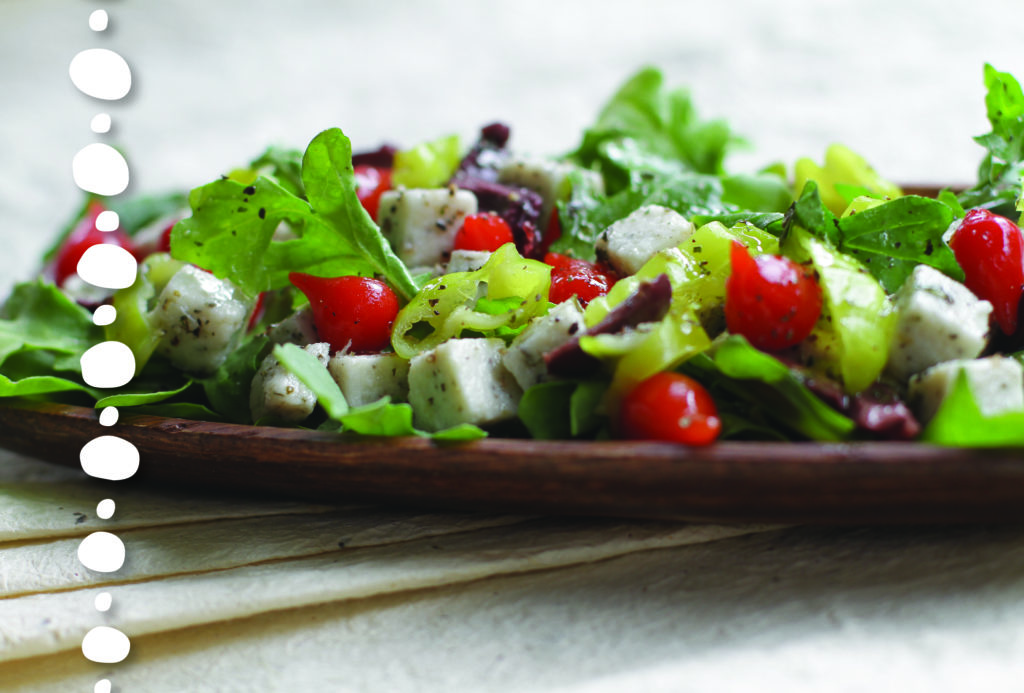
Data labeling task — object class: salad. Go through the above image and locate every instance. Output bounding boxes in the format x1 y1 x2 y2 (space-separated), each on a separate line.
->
5 65 1024 447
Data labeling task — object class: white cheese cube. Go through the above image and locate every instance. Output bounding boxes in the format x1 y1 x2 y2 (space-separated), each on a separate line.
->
503 299 586 389
446 249 492 274
886 265 993 383
250 342 330 422
328 352 410 407
265 307 318 346
154 265 252 376
408 338 522 431
595 205 696 276
497 156 601 224
909 356 1024 423
378 187 477 267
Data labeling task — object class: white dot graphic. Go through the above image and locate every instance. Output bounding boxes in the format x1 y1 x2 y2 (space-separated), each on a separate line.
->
78 531 126 573
95 592 113 612
97 497 117 518
69 49 131 100
93 304 117 326
80 436 140 481
96 210 119 231
78 244 138 290
81 341 135 388
89 10 109 32
97 498 116 518
98 407 119 427
91 113 112 134
72 143 130 196
82 626 130 664
95 679 112 693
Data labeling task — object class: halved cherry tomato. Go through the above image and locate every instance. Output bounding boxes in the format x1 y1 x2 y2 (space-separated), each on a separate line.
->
725 241 822 351
949 208 1024 336
288 273 399 353
354 165 392 221
620 372 721 445
544 252 617 306
53 201 137 287
453 213 514 252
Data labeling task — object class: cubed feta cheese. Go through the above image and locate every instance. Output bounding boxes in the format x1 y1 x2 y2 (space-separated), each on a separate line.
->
153 265 252 376
595 205 696 276
909 356 1024 423
408 338 522 431
503 299 586 389
328 352 410 407
497 156 602 224
378 187 477 267
446 249 492 273
265 307 318 346
250 342 331 422
886 265 993 383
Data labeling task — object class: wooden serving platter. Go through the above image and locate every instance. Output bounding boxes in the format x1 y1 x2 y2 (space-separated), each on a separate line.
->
1 399 1022 524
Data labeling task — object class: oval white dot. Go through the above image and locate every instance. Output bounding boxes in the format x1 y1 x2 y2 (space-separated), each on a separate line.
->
97 498 116 519
72 143 130 196
82 626 130 664
95 679 112 693
93 304 116 326
80 341 135 388
94 592 113 612
96 210 119 232
77 244 138 290
80 436 140 481
69 49 131 100
78 531 125 573
90 113 112 134
98 407 119 427
89 10 109 32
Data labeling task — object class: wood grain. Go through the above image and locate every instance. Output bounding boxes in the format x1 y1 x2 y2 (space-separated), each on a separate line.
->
1 400 1022 524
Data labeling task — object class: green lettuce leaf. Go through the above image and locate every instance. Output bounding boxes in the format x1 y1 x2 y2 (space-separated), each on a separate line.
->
0 281 102 373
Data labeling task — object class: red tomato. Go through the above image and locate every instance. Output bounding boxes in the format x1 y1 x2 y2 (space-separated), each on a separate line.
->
157 221 176 253
949 208 1024 336
544 252 617 306
536 208 562 258
53 201 136 287
453 213 514 252
724 241 822 351
619 372 721 445
246 292 268 332
354 165 392 221
288 273 399 353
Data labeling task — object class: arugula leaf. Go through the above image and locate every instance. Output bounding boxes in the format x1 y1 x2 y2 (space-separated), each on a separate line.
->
958 64 1024 216
172 128 417 301
682 336 855 442
519 380 609 440
0 281 102 372
249 146 305 197
838 195 963 292
567 67 737 194
95 379 194 408
300 129 419 301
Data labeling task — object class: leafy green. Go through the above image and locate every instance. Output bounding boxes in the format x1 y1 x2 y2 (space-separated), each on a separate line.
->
958 64 1024 216
95 379 194 408
567 67 737 193
0 373 96 399
172 128 417 301
0 281 102 373
682 336 855 441
518 379 609 440
249 146 305 197
201 335 269 423
921 370 1024 446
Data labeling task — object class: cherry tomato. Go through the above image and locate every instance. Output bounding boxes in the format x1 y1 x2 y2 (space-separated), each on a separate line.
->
949 208 1024 336
544 252 617 306
354 165 392 221
246 292 268 332
53 201 136 287
453 213 514 252
619 372 721 445
288 273 399 353
725 241 822 352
